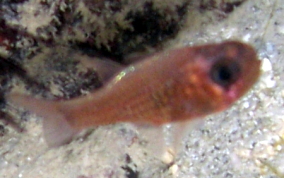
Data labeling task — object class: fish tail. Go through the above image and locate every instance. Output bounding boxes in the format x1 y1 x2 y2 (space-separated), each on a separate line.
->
6 93 78 147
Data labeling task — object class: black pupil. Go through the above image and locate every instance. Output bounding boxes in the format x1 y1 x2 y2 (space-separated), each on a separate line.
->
210 59 241 88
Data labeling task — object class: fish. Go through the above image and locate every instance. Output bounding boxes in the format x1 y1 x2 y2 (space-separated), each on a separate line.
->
6 41 261 147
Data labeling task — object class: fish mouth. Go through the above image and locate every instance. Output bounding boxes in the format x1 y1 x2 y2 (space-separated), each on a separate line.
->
226 87 239 105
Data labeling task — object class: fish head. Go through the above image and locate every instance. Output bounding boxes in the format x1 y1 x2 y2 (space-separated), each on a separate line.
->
174 41 261 119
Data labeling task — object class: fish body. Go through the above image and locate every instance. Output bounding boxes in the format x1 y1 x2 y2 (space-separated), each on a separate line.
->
7 41 261 147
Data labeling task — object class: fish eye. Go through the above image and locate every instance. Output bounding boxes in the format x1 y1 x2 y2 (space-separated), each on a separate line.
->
210 58 241 89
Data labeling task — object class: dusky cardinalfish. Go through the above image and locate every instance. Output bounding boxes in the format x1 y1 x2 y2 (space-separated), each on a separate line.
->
6 41 261 147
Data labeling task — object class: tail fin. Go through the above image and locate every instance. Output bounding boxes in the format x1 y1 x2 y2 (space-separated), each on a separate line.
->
6 93 78 147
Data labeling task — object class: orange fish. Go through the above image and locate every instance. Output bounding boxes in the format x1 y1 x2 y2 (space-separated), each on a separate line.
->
6 41 261 147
